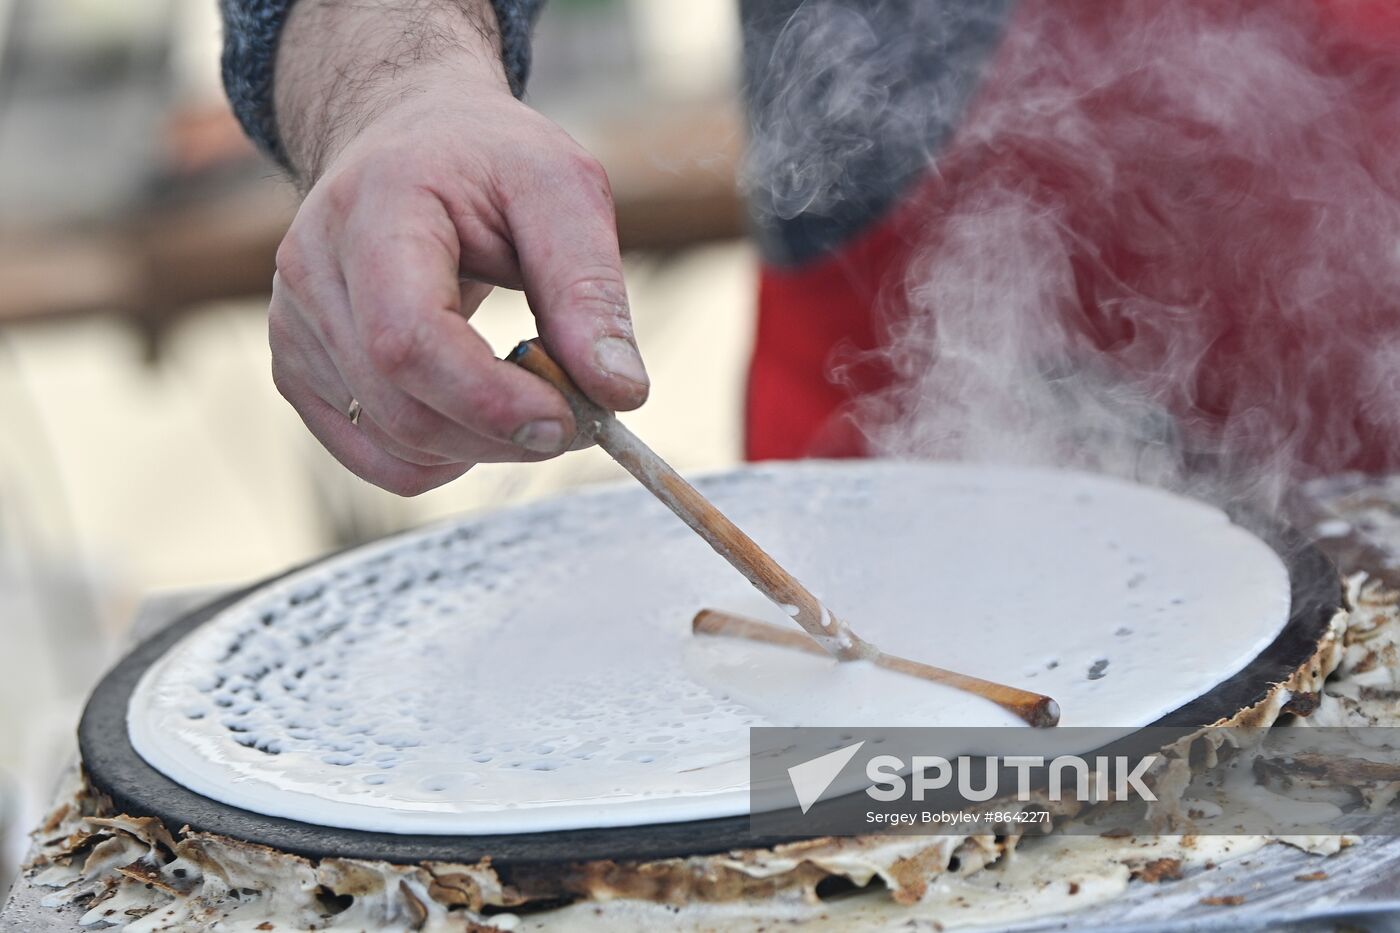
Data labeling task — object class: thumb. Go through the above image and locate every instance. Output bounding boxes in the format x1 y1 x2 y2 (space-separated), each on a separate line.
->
506 152 649 412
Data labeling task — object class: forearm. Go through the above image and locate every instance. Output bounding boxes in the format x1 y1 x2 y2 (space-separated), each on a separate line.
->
274 0 507 184
219 0 545 176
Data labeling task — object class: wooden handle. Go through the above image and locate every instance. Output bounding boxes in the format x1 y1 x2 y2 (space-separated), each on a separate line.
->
509 339 1057 726
507 338 610 438
694 609 1061 728
509 338 874 661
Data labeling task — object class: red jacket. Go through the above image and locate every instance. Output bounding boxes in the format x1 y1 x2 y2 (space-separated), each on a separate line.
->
746 0 1400 477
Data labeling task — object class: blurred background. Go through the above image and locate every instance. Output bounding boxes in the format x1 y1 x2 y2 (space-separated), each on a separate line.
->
0 0 754 888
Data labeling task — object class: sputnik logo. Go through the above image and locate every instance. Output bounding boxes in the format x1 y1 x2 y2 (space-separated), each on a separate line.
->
787 741 865 813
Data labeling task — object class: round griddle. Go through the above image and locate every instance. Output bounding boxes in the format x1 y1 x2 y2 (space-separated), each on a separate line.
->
79 509 1341 868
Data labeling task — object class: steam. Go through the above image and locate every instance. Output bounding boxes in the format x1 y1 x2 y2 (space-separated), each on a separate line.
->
742 1 1011 257
747 0 1400 509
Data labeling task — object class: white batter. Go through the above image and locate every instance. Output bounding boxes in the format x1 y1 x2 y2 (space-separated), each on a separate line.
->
127 462 1291 835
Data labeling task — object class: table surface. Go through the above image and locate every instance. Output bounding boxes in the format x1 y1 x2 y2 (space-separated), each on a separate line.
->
5 486 1400 932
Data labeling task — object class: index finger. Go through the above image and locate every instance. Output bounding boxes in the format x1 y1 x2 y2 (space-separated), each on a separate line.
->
504 151 650 413
333 183 578 453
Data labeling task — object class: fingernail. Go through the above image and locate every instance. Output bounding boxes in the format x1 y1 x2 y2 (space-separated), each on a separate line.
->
595 336 649 387
512 419 568 453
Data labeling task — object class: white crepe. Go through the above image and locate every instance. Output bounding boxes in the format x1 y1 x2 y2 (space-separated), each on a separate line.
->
127 462 1291 835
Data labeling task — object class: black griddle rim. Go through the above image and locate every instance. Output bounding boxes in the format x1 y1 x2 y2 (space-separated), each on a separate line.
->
78 511 1341 868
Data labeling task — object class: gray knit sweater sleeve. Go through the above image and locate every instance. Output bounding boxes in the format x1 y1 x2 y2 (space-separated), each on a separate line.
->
219 0 546 168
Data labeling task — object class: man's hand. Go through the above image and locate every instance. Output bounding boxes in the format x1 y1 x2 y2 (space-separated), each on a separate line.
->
267 0 648 496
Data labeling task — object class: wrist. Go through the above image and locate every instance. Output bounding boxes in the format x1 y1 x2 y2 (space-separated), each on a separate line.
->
274 0 510 184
